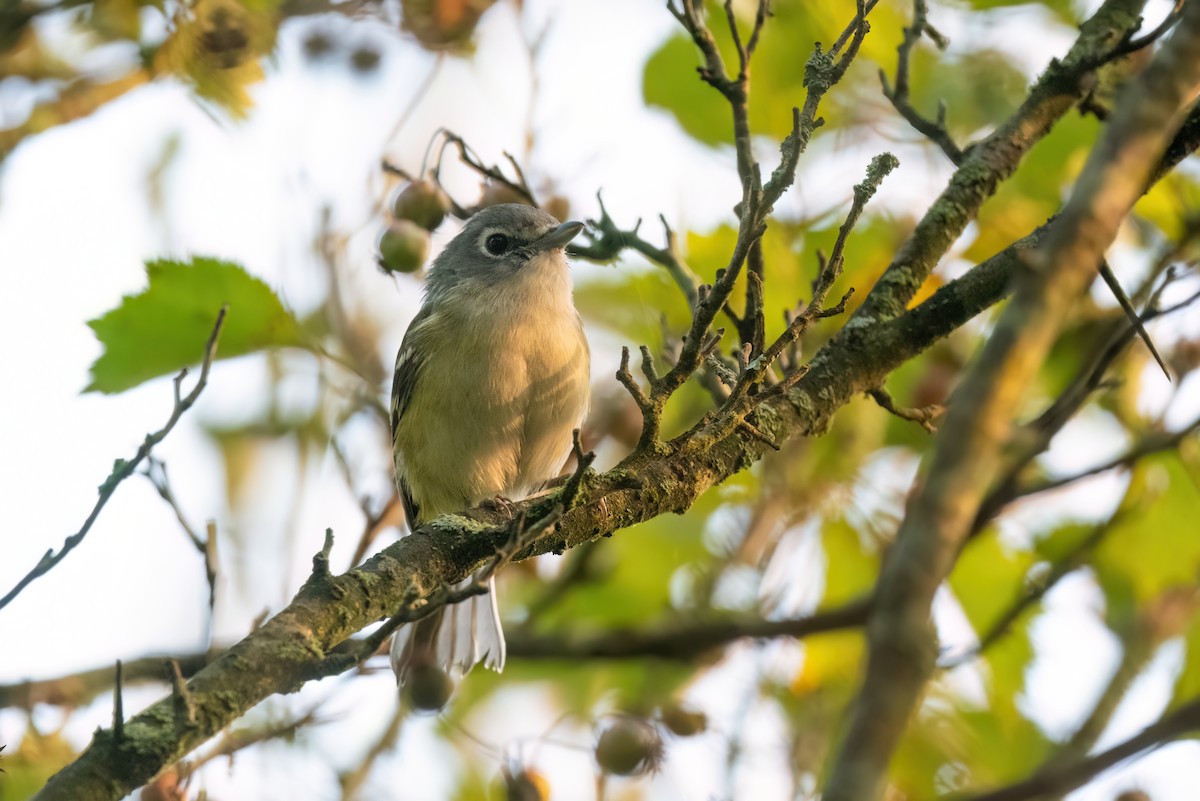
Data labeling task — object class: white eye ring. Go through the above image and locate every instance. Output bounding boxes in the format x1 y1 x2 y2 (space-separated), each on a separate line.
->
479 228 511 257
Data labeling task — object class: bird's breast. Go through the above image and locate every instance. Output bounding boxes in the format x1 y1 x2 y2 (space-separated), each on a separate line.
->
397 289 589 518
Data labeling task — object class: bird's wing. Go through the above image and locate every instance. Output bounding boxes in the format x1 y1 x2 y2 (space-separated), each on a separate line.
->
391 307 432 528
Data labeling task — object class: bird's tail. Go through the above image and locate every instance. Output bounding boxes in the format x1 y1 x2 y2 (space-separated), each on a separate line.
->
389 577 506 685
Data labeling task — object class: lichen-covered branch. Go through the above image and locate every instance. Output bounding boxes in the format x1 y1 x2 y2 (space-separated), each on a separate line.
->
821 5 1200 800
852 0 1147 324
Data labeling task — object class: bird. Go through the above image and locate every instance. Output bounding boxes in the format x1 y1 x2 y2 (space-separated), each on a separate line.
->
388 203 591 685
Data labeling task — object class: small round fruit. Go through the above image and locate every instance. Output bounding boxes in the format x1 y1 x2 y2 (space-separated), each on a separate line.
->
404 664 453 712
349 45 381 73
302 31 334 60
594 717 664 777
659 702 707 737
392 180 451 231
542 194 570 223
378 220 430 274
478 181 533 210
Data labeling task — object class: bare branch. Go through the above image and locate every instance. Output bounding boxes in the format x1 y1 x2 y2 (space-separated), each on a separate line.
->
0 306 228 612
822 7 1200 800
1118 0 1185 55
882 0 963 164
869 387 942 433
1096 259 1172 380
950 697 1200 801
853 0 1152 324
941 515 1121 670
1015 415 1200 499
508 597 871 660
570 195 701 309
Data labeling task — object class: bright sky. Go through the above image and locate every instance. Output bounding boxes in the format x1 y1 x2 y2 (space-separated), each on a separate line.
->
1 0 1197 799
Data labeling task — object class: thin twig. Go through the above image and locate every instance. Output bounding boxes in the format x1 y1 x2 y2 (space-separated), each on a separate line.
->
339 703 404 800
1117 0 1185 55
940 515 1122 669
111 661 124 747
382 53 445 147
723 153 896 410
881 0 963 164
973 274 1194 532
1014 415 1200 499
179 705 326 782
166 658 197 726
143 457 205 553
949 696 1200 801
509 596 871 660
435 130 538 208
869 387 942 433
349 494 401 568
570 193 701 309
1096 259 1171 380
0 306 228 612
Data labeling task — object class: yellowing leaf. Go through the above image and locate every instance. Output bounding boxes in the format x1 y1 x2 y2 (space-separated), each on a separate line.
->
820 516 879 609
791 630 864 695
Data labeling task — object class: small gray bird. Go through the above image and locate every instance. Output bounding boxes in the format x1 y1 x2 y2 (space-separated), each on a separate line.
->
388 203 591 684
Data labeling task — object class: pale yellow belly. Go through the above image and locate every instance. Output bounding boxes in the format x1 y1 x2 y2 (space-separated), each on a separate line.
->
395 315 589 521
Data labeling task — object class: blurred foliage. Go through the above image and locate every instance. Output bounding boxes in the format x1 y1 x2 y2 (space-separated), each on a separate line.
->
0 0 502 159
1093 454 1200 631
0 730 76 801
151 0 278 116
5 0 1200 799
400 0 498 52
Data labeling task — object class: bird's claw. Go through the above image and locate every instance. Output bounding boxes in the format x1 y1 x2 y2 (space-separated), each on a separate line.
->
480 495 517 519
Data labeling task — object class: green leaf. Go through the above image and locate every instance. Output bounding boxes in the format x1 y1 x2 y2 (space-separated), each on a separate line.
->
950 533 1034 635
643 33 729 148
909 47 1029 141
86 257 303 394
1093 454 1200 624
950 535 1043 727
642 0 908 148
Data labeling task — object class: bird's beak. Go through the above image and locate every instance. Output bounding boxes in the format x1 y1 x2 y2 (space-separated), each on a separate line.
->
533 221 585 252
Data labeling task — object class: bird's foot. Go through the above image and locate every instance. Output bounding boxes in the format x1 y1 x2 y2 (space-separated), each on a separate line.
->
479 495 518 519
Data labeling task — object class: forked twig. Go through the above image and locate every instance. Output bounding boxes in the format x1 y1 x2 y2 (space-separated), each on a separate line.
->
0 306 228 612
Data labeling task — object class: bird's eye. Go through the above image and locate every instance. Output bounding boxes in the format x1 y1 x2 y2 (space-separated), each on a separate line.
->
485 233 510 256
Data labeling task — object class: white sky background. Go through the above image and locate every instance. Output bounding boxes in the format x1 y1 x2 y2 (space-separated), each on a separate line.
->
1 0 1199 799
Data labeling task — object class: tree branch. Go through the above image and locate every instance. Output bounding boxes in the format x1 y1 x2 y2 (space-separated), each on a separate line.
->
950 697 1200 801
853 0 1148 324
821 6 1200 800
0 306 228 612
29 6 1200 795
881 0 962 165
508 597 871 660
